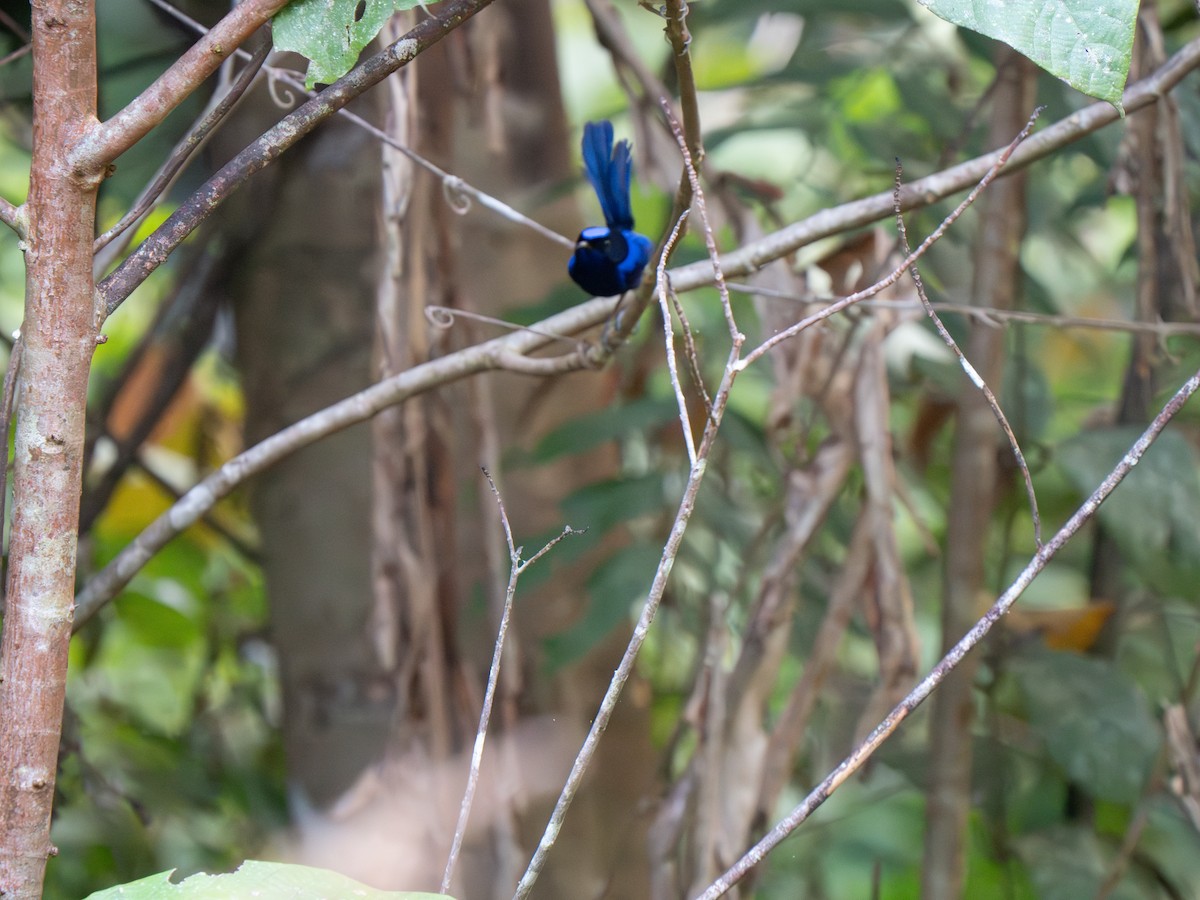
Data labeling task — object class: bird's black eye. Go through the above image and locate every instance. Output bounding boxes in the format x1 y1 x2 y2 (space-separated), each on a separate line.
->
603 230 628 263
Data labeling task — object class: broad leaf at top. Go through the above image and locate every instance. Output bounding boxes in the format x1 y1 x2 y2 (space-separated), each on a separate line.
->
919 0 1136 109
273 0 440 90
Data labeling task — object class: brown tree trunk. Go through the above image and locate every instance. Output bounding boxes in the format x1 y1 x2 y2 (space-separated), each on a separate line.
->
0 2 100 895
920 47 1036 900
215 84 387 807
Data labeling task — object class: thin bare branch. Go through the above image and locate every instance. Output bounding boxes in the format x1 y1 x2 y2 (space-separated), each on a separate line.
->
731 285 1200 338
71 0 287 173
740 109 1042 371
346 108 576 250
667 281 711 413
0 196 21 236
891 161 1043 547
654 103 731 465
0 42 30 69
514 341 744 900
513 108 738 899
129 454 259 562
0 8 29 41
425 306 584 349
600 0 704 351
657 211 698 465
96 0 501 317
1095 805 1151 900
665 35 1200 297
694 366 1200 899
666 102 736 341
1164 704 1200 832
70 295 603 626
442 469 580 893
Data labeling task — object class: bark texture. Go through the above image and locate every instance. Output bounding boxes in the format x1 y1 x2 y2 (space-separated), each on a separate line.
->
0 2 100 895
214 84 386 806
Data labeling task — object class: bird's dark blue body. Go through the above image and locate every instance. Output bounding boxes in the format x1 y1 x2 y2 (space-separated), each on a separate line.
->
568 121 653 297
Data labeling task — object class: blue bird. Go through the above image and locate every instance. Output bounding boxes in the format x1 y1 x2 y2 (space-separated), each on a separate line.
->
568 120 654 298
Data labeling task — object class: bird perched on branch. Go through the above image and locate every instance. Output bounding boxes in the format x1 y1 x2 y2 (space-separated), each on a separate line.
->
568 120 654 298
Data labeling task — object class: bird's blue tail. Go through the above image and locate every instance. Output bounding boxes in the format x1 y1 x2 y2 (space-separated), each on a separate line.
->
568 120 652 297
581 120 636 231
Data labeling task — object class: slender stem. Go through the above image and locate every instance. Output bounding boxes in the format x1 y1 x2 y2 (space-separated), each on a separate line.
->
599 0 703 351
513 341 744 900
891 162 1042 547
442 470 580 892
656 211 697 465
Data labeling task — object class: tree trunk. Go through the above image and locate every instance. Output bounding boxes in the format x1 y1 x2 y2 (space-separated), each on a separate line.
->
0 2 100 895
211 83 387 807
920 47 1035 900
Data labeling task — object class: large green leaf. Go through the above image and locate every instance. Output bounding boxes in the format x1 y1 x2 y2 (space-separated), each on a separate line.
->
528 397 679 463
1008 650 1158 805
543 542 662 670
84 860 452 899
1136 796 1200 899
919 0 1136 108
1017 825 1155 899
1057 427 1200 594
273 0 440 89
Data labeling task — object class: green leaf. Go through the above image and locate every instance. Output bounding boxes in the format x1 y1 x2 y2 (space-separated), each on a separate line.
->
84 860 453 899
918 0 1136 108
1136 797 1200 899
1016 825 1154 899
543 542 661 670
273 0 437 90
83 616 207 737
1007 650 1158 804
560 474 667 534
528 398 679 463
1057 427 1200 594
